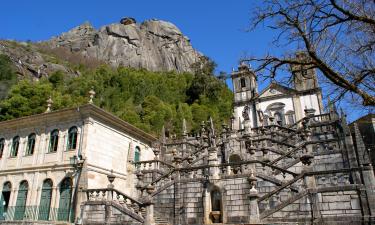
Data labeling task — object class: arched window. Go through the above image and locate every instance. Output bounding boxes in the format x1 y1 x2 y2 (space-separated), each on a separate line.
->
67 127 78 150
14 181 28 220
39 179 53 220
1 182 12 220
134 146 140 162
274 112 283 126
58 178 72 221
26 133 36 155
210 189 222 223
0 139 5 159
49 129 59 152
285 111 295 125
240 78 246 88
10 136 20 157
211 189 222 211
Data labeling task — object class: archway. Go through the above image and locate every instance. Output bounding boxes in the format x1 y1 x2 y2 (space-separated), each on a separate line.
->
39 179 53 220
210 189 222 223
0 182 11 220
58 178 72 221
14 181 28 220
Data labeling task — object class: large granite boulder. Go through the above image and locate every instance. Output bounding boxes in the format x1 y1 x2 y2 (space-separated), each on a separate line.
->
46 18 201 72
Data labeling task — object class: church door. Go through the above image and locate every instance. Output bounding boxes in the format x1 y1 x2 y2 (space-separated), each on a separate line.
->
38 180 52 220
14 181 28 220
57 178 72 221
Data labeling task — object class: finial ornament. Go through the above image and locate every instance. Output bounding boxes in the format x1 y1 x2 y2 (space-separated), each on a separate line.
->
89 87 96 104
45 96 53 113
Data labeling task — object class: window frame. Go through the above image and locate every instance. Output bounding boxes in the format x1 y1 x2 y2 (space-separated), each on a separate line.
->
0 138 5 159
134 146 141 163
49 129 59 153
240 77 246 88
67 126 78 151
26 133 36 156
10 136 20 157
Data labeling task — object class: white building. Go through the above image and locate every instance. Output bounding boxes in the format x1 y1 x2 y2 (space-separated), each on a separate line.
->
232 52 324 130
0 104 156 222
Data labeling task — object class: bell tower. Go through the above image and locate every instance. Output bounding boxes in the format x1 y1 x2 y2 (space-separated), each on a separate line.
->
231 62 258 130
291 52 319 91
232 62 257 104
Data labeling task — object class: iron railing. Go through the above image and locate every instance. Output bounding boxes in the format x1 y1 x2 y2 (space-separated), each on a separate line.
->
0 206 72 222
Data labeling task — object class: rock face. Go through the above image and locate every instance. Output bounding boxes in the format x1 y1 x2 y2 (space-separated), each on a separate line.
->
46 18 201 72
0 40 74 78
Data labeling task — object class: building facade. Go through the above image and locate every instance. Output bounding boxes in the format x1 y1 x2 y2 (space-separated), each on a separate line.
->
0 104 156 223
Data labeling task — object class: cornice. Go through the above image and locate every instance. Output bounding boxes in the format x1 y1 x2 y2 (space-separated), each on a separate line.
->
0 104 157 145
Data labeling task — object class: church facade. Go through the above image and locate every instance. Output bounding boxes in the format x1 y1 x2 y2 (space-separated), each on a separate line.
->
232 52 323 130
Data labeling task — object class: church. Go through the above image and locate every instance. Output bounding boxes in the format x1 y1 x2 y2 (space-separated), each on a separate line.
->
0 52 374 225
232 52 323 130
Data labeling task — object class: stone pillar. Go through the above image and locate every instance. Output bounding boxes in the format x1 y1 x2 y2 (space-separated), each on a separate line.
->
203 185 211 225
208 147 220 179
243 119 251 135
292 95 303 124
144 201 155 225
248 187 260 224
302 164 322 221
248 171 260 224
362 164 375 215
143 186 155 225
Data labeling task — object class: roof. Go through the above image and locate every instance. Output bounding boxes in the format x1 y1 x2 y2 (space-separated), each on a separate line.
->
258 82 296 98
0 104 157 145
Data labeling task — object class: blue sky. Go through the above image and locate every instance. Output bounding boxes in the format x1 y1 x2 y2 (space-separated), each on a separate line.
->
0 0 367 121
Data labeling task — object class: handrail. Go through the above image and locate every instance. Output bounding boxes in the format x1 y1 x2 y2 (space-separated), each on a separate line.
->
83 188 144 206
257 167 363 203
134 159 175 169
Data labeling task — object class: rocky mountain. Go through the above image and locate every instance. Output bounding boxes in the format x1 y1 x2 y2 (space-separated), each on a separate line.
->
46 18 201 72
0 17 202 78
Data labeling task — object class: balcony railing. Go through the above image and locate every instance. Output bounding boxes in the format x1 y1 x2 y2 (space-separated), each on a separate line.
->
0 206 72 222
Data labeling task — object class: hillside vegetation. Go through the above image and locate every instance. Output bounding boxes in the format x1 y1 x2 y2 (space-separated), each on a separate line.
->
0 54 233 136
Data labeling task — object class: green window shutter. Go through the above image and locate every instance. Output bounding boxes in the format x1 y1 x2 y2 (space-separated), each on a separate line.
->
14 181 28 220
58 178 72 221
38 180 52 220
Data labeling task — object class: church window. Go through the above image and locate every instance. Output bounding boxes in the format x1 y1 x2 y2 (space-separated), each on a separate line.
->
10 136 20 157
26 133 36 155
67 126 78 150
286 111 295 125
49 129 59 152
134 146 140 162
240 78 246 88
274 112 283 126
0 138 4 158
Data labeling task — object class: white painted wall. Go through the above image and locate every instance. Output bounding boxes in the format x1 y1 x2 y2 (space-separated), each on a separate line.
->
299 94 321 116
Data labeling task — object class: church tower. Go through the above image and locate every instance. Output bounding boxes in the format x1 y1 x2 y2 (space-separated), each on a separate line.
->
291 52 319 91
231 62 258 130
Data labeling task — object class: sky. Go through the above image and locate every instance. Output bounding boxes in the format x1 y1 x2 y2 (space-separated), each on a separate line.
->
0 0 368 122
